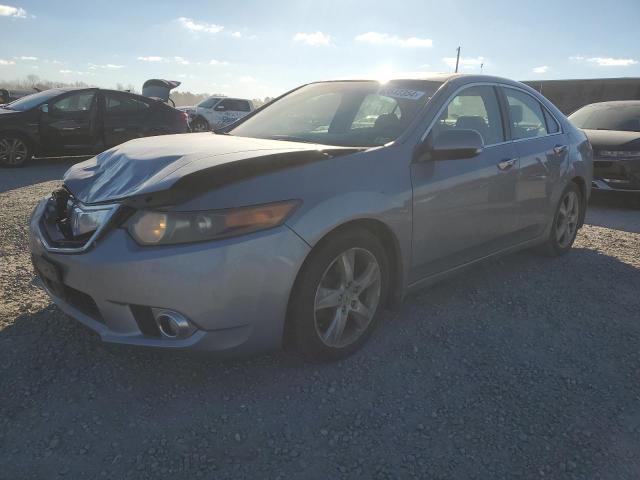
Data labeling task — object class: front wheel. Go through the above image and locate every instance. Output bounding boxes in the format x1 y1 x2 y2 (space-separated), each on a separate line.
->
0 135 32 167
540 182 582 256
286 229 389 362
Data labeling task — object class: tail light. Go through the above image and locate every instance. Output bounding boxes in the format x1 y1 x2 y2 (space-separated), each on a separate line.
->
180 112 189 123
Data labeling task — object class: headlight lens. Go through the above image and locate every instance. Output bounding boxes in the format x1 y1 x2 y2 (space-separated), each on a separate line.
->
70 205 112 237
127 200 300 245
599 150 640 158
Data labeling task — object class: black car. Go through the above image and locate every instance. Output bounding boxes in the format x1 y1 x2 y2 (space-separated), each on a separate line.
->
0 87 189 166
569 101 640 195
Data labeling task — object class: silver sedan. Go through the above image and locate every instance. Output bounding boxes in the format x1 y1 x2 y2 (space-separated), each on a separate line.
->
29 74 593 361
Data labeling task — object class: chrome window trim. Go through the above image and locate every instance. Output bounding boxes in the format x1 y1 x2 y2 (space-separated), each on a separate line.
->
38 203 120 254
420 81 565 147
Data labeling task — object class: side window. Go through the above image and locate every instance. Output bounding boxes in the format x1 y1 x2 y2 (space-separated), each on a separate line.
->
543 108 560 134
236 100 251 112
351 94 399 130
432 85 505 145
504 89 547 139
217 99 250 112
51 91 96 115
105 93 150 115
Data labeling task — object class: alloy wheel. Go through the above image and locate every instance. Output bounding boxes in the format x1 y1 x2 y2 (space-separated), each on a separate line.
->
191 119 209 132
556 190 580 248
313 247 382 348
0 137 28 166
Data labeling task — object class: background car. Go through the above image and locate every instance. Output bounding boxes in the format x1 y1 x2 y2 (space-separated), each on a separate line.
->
29 74 592 361
178 96 254 132
569 101 640 196
0 87 189 166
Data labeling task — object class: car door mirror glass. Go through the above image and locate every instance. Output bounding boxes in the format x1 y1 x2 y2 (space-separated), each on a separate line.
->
215 105 226 111
40 103 48 113
429 129 484 160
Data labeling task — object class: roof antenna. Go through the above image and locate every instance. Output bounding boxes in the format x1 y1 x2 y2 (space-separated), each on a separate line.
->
454 46 461 73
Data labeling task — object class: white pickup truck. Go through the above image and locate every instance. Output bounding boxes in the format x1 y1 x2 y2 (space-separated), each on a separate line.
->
178 97 254 132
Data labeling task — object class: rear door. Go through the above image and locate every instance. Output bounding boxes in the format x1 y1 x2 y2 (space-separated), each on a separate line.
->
40 89 99 154
410 85 520 281
101 91 153 147
500 87 568 240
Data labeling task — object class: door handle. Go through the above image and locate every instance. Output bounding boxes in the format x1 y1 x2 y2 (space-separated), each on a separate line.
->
497 158 517 170
553 144 568 155
61 127 80 131
113 127 126 132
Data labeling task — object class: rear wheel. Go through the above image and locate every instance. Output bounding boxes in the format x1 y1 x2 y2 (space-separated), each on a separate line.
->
0 135 32 167
286 229 389 362
190 117 210 132
541 182 582 256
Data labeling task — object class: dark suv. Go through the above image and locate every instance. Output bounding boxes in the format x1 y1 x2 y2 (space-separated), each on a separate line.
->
0 87 189 166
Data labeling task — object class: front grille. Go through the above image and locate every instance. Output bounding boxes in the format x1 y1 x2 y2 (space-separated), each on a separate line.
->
64 285 103 322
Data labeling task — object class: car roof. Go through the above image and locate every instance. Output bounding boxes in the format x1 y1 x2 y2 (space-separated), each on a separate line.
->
315 73 531 89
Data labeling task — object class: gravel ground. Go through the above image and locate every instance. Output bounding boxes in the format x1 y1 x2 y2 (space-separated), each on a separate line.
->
1 161 639 479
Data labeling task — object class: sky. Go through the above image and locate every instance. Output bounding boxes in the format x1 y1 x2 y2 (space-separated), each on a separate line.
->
1 0 639 98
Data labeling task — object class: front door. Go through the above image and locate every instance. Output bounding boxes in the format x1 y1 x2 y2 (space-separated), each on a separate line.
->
40 90 98 155
410 85 519 282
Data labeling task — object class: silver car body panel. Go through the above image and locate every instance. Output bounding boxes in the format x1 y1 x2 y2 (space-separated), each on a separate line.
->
30 74 593 354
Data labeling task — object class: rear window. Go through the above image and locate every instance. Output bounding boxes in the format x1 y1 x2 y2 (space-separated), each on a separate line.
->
569 103 640 132
104 93 150 114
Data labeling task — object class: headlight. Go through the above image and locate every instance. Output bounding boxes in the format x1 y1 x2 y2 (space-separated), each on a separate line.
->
70 205 112 237
127 200 300 245
599 150 640 158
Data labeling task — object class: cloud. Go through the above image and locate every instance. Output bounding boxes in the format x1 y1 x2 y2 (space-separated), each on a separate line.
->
174 56 190 65
137 56 164 62
59 69 72 74
15 55 37 61
0 59 16 65
232 31 242 38
177 17 223 34
293 31 332 47
209 59 229 66
88 63 124 70
0 4 26 18
355 32 432 48
571 55 638 67
443 56 485 70
239 75 257 83
532 65 549 74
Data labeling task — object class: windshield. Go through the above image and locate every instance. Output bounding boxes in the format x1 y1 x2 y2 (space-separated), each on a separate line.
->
2 89 64 112
229 80 442 147
198 97 221 108
569 103 640 132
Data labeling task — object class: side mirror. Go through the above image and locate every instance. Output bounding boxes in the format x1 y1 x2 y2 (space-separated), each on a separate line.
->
428 129 484 160
214 105 226 111
40 103 49 114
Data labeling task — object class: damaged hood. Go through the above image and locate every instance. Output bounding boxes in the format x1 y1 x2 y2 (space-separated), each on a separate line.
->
64 133 358 205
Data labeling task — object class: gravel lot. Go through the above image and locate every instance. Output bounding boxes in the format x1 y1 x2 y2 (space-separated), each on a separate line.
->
1 160 639 479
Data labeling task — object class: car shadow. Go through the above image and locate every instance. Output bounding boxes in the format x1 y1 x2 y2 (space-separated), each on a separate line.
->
0 156 89 194
586 191 640 234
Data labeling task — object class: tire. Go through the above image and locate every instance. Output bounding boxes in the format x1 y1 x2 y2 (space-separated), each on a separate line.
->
0 134 32 167
286 228 389 362
540 182 583 256
190 117 210 133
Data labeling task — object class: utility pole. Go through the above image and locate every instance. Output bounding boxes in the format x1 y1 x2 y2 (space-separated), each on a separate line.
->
480 62 484 73
454 46 461 73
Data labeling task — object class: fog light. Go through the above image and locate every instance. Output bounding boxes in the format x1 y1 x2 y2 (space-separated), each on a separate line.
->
152 309 193 339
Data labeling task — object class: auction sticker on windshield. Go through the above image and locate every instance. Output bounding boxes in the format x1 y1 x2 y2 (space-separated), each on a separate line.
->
378 88 426 100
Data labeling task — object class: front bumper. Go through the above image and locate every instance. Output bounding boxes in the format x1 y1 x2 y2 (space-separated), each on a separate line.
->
592 158 640 193
29 200 310 355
